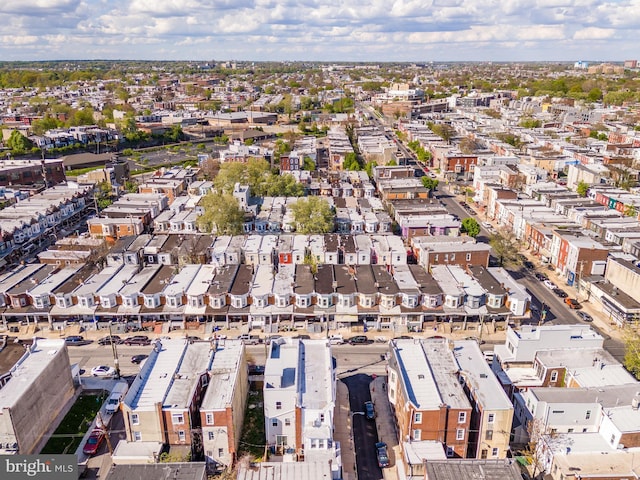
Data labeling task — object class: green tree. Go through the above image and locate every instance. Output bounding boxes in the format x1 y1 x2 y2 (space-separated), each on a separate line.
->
31 114 62 135
343 152 361 171
576 180 589 197
124 181 138 194
421 177 439 191
196 192 245 235
489 230 522 267
94 181 114 210
520 117 541 128
214 161 247 194
430 123 456 144
364 160 378 179
7 130 34 153
302 157 316 171
264 173 305 197
290 196 335 234
623 328 640 380
461 217 480 238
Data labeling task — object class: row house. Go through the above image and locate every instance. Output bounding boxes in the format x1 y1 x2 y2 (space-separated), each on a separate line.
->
549 232 609 285
138 178 185 205
387 338 473 463
263 338 341 478
122 339 223 454
454 340 514 460
200 339 248 468
327 128 353 171
87 217 145 242
377 178 430 202
398 213 461 239
411 236 491 269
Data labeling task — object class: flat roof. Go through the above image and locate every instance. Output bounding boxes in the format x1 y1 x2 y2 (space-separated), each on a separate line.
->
120 265 161 297
300 340 333 410
186 264 217 297
163 264 200 296
236 461 332 480
0 339 67 409
164 341 214 409
425 459 522 480
251 265 274 297
105 462 206 480
265 338 300 391
201 340 244 411
453 340 513 411
392 339 442 410
96 265 138 296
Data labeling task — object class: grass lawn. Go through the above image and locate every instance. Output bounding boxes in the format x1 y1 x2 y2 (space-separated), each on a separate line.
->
40 392 107 455
237 389 266 459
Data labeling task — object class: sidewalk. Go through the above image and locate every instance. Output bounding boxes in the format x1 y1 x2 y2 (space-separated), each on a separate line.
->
335 380 357 480
370 376 402 480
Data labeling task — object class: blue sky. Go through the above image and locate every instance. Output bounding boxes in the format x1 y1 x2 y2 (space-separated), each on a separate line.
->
0 0 638 62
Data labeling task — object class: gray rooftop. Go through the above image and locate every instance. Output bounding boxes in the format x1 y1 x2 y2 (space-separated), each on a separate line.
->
425 459 522 480
201 340 244 411
104 462 206 480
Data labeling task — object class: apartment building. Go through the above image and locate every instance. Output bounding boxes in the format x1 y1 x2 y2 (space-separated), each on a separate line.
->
263 338 340 478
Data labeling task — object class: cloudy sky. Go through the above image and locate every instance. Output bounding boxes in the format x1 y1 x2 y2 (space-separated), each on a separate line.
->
0 0 638 62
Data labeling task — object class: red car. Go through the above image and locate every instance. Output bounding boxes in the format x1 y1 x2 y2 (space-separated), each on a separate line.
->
83 429 105 456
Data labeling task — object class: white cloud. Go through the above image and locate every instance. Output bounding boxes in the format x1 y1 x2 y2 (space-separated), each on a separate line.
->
0 0 635 60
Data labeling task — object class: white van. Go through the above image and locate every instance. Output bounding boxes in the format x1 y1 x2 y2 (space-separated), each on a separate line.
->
105 382 129 414
329 334 344 345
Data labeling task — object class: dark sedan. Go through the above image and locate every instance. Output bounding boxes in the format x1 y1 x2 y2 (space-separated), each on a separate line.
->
348 335 371 345
553 288 569 299
131 354 148 364
65 336 92 346
123 335 151 346
98 335 122 346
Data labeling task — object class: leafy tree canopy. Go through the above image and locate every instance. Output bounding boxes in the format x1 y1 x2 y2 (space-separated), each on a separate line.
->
461 217 480 238
196 192 245 235
290 196 335 234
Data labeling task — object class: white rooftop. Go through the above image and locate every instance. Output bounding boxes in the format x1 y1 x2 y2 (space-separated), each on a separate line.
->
392 339 442 410
201 339 244 411
0 339 67 409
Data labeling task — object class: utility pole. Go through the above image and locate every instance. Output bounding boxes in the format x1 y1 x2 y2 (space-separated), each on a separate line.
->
97 412 113 455
108 321 121 379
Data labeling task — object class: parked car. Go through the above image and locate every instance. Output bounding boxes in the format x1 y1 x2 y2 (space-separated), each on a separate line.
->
82 429 105 456
375 442 390 468
91 365 116 377
553 288 569 299
523 260 535 270
293 334 311 340
98 335 122 346
131 354 148 364
543 280 557 290
123 335 151 346
364 401 375 420
577 311 593 322
348 335 370 345
329 334 345 345
534 272 548 281
248 364 265 375
65 335 91 346
483 350 495 363
565 298 581 309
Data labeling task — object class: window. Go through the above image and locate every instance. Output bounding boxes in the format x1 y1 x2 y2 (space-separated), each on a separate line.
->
310 439 317 449
412 429 421 441
585 410 591 420
178 430 186 441
206 413 214 425
318 439 324 449
285 418 291 426
492 448 499 457
568 428 574 433
218 448 224 457
272 419 278 427
487 413 494 424
550 371 558 382
320 414 325 422
610 434 616 444
456 428 465 440
458 412 466 423
414 412 422 424
172 413 185 425
446 446 454 457
208 431 215 440
486 430 493 440
466 253 472 261
276 402 282 410
481 449 488 459
131 414 139 425
133 431 142 441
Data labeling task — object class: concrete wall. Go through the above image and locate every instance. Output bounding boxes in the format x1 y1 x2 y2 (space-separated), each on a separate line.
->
606 258 640 298
10 346 74 453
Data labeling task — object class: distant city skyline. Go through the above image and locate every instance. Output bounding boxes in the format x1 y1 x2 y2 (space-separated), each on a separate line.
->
0 0 638 62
